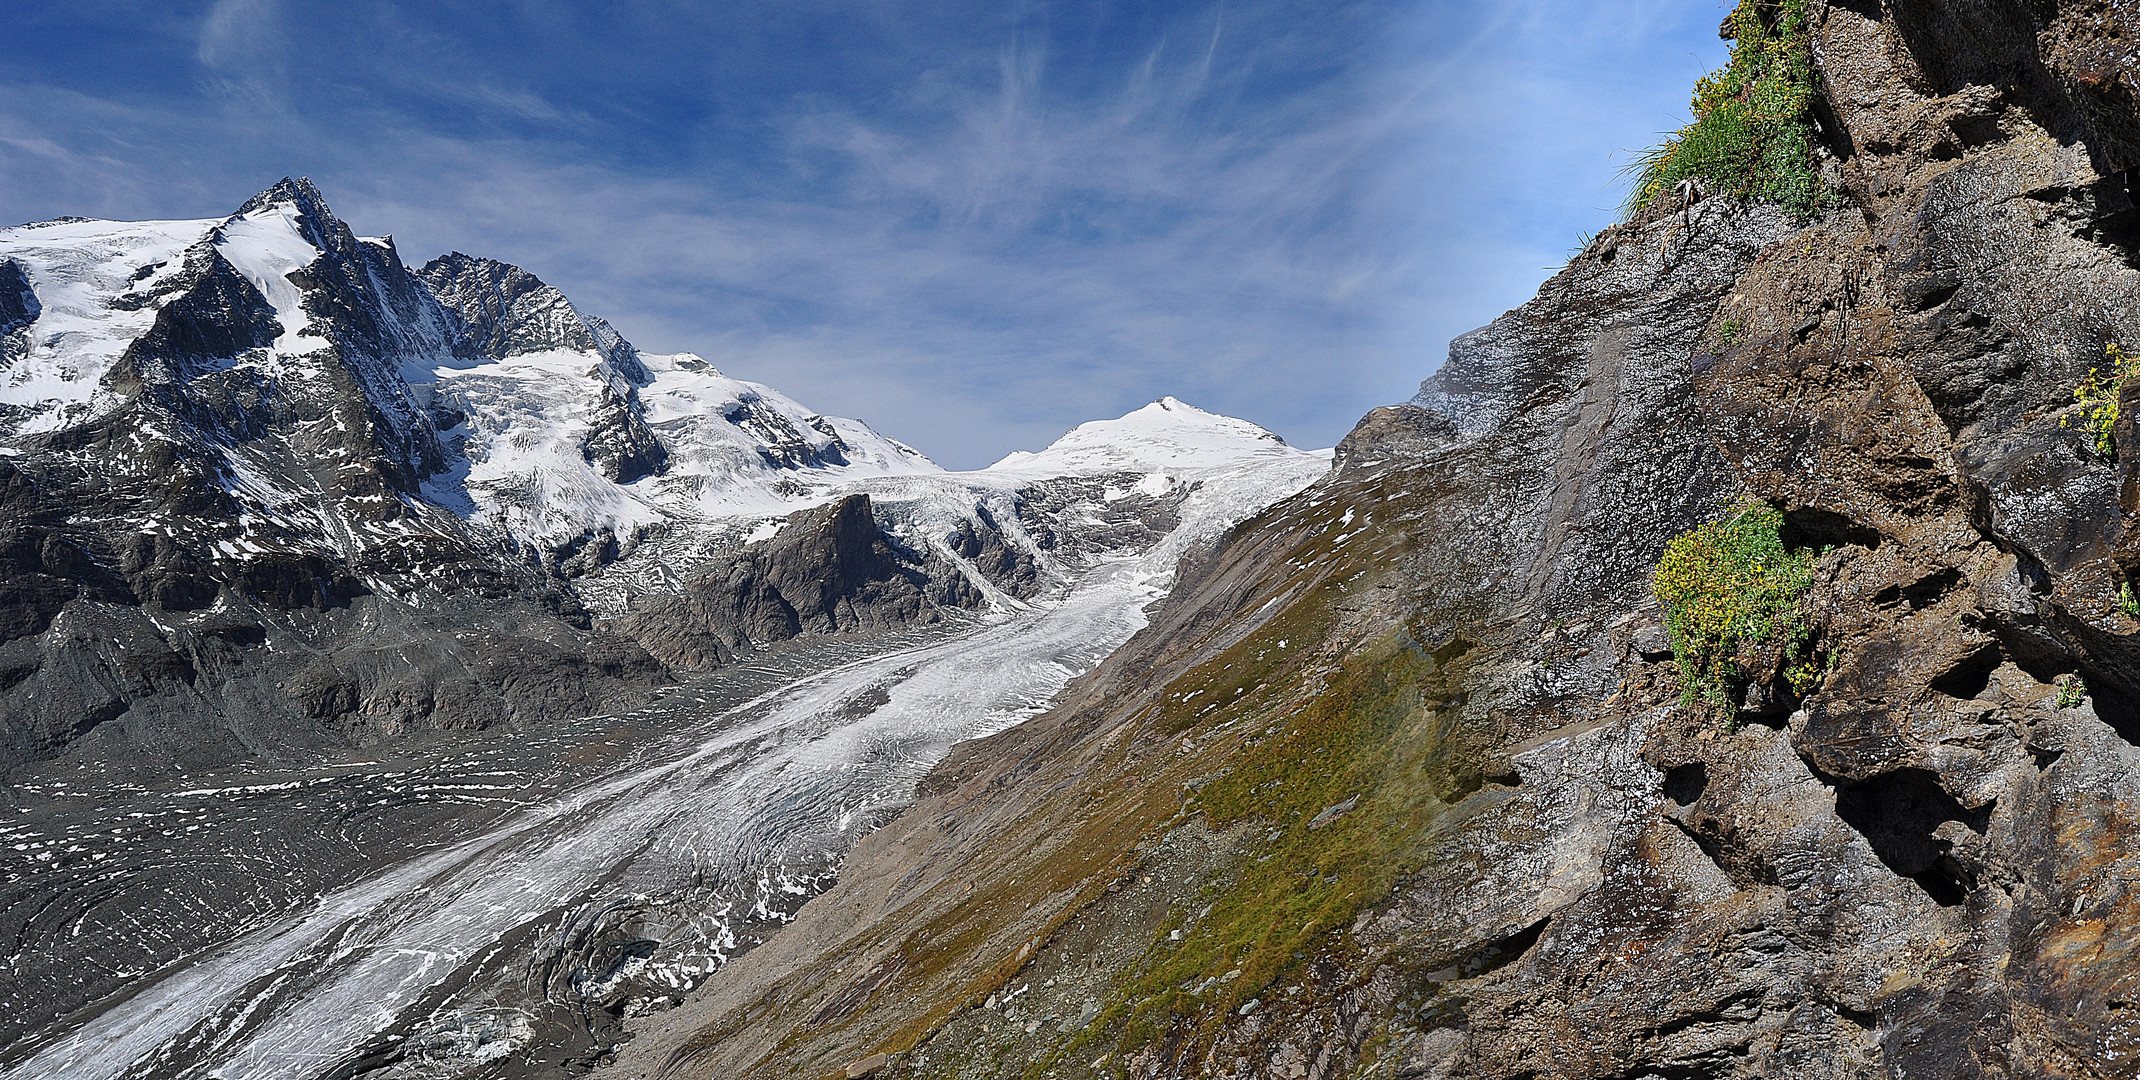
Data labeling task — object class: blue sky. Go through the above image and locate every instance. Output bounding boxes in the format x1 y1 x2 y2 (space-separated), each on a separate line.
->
1 1 1731 468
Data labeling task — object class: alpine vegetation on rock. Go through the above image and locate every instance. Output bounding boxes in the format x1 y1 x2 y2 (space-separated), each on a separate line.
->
600 2 2140 1079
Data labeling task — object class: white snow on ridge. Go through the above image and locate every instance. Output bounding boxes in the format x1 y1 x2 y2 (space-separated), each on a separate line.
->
421 346 944 549
634 351 941 514
982 397 1332 583
0 199 348 435
0 217 213 428
430 369 1326 590
214 203 330 357
986 396 1304 476
427 348 665 544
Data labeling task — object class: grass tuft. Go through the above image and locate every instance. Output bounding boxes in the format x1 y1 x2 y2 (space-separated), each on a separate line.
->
2056 674 2088 710
1075 629 1451 1056
1625 0 1832 219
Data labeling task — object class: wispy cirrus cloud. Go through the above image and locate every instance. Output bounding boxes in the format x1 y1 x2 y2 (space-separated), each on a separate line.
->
196 0 279 67
0 0 1730 467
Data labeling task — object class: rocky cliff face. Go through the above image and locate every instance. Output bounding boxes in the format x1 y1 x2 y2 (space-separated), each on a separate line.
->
419 251 669 485
607 3 2140 1078
616 493 993 669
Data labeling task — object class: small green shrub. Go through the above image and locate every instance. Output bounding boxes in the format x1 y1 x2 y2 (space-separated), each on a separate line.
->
1626 0 1830 219
2065 342 2138 461
1654 504 1817 718
2056 674 2087 710
2122 581 2140 620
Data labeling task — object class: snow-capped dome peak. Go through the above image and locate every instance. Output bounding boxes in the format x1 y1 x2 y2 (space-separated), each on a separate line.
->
985 397 1308 476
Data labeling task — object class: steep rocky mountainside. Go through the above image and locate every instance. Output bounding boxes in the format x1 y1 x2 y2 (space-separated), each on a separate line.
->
0 182 662 781
0 181 1316 787
607 2 2140 1078
616 493 996 670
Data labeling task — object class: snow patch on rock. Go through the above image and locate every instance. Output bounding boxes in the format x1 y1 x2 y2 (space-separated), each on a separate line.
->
0 216 212 428
215 203 329 357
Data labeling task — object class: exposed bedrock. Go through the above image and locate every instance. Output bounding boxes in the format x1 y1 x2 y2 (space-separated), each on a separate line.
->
614 494 989 670
0 260 37 339
605 2 2140 1078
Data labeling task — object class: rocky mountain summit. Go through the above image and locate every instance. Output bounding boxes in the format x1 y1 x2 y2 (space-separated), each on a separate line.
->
599 2 2140 1078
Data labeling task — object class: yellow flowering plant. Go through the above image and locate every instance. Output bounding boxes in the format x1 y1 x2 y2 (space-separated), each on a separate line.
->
1653 504 1818 720
2066 342 2139 460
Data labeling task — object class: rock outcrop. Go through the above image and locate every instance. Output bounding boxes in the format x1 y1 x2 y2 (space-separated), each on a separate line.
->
615 494 988 669
608 3 2140 1078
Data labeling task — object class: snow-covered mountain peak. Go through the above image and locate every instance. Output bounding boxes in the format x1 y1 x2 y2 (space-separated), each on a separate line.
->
215 197 330 358
419 252 647 382
230 176 336 231
985 396 1305 476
